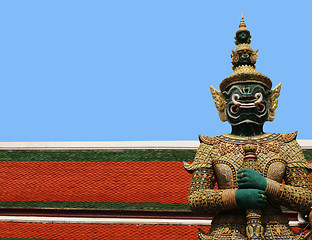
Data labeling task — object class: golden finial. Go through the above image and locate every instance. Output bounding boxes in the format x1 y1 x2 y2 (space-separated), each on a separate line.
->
240 14 246 28
237 14 249 33
234 14 251 45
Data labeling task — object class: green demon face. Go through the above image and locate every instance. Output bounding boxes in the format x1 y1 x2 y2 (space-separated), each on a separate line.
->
222 83 271 126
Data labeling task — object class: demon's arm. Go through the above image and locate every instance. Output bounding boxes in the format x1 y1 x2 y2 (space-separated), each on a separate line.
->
265 139 312 212
184 142 237 213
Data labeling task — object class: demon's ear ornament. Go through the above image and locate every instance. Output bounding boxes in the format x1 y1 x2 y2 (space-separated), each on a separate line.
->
267 83 282 121
250 49 259 65
210 85 227 122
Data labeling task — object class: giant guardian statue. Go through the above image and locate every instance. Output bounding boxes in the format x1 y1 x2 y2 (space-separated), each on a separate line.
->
184 16 312 239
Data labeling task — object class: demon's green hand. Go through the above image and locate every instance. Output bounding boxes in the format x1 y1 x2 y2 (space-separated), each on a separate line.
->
235 189 267 209
237 169 267 191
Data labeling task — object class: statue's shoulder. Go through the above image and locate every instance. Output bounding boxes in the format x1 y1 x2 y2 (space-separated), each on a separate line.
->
198 134 220 145
276 131 312 169
277 131 298 143
183 134 219 172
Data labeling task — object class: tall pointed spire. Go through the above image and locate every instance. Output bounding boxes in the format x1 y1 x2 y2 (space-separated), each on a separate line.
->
239 14 247 29
234 14 251 45
219 16 272 92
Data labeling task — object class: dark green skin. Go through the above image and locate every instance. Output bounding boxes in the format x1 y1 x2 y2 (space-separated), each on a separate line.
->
236 169 267 209
222 83 271 137
235 188 266 209
236 31 250 44
231 122 264 136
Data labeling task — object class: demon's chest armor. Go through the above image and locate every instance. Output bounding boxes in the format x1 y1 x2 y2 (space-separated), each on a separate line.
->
186 132 303 181
204 132 299 189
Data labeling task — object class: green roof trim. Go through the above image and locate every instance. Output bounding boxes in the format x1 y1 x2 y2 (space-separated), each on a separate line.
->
304 150 312 161
0 201 189 211
0 150 196 162
0 149 310 162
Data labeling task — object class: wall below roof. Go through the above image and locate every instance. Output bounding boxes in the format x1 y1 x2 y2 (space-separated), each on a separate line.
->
0 140 311 150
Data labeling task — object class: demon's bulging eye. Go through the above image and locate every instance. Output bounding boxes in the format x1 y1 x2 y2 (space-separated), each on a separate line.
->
254 92 263 105
233 93 240 100
231 93 241 106
255 92 262 100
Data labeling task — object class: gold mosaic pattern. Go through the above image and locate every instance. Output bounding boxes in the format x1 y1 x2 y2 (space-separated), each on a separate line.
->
218 151 244 172
187 132 312 239
266 166 312 212
184 143 215 171
260 151 284 177
261 141 280 154
216 133 281 144
188 168 237 212
264 224 304 239
278 131 298 143
214 163 236 188
199 223 246 240
282 140 307 164
264 161 286 183
198 214 302 239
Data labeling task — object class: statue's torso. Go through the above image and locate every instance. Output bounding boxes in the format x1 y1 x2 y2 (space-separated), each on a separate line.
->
193 132 300 187
211 133 292 190
186 132 308 239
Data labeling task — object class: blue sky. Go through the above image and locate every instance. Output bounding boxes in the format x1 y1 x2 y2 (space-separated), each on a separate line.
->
0 1 311 141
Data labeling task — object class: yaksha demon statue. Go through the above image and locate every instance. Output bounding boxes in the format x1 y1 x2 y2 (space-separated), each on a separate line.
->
184 16 312 239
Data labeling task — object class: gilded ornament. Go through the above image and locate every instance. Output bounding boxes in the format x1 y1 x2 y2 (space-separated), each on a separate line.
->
219 65 272 92
210 85 226 122
234 14 251 45
267 83 282 121
231 44 259 70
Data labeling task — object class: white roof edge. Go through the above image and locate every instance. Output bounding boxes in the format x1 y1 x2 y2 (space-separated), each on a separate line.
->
0 141 199 150
0 216 304 227
0 140 310 150
297 140 312 150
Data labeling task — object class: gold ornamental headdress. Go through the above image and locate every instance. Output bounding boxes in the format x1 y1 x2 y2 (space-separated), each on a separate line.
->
220 16 272 92
210 16 281 122
220 65 272 92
